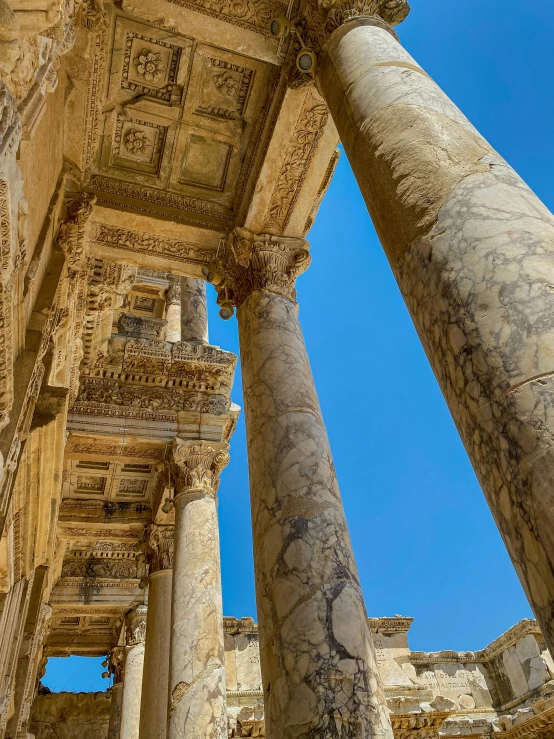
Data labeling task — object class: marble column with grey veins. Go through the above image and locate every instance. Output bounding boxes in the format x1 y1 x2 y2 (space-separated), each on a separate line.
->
317 9 554 653
167 439 230 739
165 277 182 343
107 648 125 739
180 277 209 343
213 230 393 738
120 606 147 739
139 526 174 739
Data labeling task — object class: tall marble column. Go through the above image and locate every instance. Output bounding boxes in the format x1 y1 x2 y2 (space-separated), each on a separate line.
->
180 277 209 344
120 606 147 739
107 648 125 739
315 5 554 653
139 526 174 739
167 439 229 739
213 230 392 739
165 277 182 343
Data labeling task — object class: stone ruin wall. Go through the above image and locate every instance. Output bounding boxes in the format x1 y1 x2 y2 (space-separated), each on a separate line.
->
30 617 554 738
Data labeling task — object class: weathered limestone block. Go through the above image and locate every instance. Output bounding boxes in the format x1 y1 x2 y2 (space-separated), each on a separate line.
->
30 691 111 739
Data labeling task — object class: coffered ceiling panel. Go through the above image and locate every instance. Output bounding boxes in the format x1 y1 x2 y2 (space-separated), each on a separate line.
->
81 9 279 228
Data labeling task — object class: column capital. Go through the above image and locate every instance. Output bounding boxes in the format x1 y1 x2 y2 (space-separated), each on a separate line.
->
208 228 310 319
125 605 147 647
171 439 230 498
108 647 125 684
146 524 174 573
302 1 408 44
166 275 181 305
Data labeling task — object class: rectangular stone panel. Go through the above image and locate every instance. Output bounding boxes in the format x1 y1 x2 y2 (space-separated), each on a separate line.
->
180 134 232 191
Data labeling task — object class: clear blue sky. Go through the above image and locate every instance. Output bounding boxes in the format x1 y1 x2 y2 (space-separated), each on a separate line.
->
44 0 554 692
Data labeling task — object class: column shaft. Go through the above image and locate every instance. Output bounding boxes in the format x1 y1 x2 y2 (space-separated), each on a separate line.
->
139 525 174 739
237 288 391 738
108 682 123 739
120 608 146 739
180 278 209 344
318 19 554 653
167 442 229 739
165 277 181 343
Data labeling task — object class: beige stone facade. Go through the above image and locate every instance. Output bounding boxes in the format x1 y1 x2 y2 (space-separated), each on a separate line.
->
0 0 553 737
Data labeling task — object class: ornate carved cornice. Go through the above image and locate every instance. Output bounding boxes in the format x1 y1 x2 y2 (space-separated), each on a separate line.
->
147 524 174 573
125 604 147 647
209 228 310 318
171 439 230 498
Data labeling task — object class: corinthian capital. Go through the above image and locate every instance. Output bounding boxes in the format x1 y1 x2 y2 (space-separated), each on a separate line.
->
299 0 408 54
56 193 96 270
208 228 310 319
171 439 230 497
125 605 147 647
147 524 174 573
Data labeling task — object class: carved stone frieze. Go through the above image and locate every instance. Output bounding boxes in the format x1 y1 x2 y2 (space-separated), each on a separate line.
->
210 227 310 317
263 89 329 233
72 376 230 417
171 439 230 497
60 557 139 579
165 0 285 36
88 221 218 266
147 524 174 573
65 437 165 461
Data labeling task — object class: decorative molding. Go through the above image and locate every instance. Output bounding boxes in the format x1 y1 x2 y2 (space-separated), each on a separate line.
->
61 558 139 579
211 227 310 316
89 221 218 265
164 0 284 36
172 439 230 497
85 175 234 222
72 376 230 417
263 89 329 234
369 616 414 635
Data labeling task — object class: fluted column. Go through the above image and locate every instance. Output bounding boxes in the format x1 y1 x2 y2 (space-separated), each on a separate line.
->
167 440 229 739
180 277 209 344
212 229 392 739
139 526 174 739
165 277 181 343
107 648 125 739
120 606 147 739
315 4 554 653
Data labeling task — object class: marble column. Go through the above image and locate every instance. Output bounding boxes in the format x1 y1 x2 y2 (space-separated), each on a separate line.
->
167 439 229 739
107 648 125 739
120 606 147 739
213 230 392 738
316 7 554 653
180 277 209 344
139 526 174 739
165 277 181 343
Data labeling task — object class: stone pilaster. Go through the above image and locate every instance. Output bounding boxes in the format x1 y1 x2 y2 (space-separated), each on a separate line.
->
180 277 208 344
211 229 393 739
165 277 181 343
167 439 229 739
120 605 147 739
139 526 174 739
316 8 554 655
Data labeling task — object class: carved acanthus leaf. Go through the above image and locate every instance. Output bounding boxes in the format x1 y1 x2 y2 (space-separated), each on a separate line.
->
210 228 310 317
171 439 230 497
147 525 174 573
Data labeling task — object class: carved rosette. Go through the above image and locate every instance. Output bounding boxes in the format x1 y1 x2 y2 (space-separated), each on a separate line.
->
171 439 230 498
147 524 174 573
125 605 147 647
210 228 310 318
